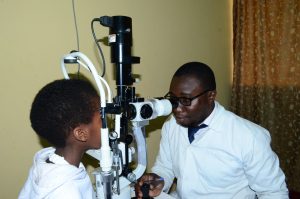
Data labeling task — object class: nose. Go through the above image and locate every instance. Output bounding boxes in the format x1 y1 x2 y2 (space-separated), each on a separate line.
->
170 100 179 109
172 102 184 113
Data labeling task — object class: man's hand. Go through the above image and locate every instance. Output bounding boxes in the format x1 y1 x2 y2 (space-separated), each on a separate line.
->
135 173 164 199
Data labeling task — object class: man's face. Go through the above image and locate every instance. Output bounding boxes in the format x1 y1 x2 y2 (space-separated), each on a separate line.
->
169 75 215 127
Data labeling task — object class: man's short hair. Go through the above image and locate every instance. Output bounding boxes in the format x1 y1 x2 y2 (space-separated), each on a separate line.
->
30 79 99 147
174 62 216 91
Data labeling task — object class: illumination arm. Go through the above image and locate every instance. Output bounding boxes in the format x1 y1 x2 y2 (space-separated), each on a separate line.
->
61 51 112 106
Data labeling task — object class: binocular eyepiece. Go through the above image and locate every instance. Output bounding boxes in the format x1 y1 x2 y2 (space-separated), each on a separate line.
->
128 99 172 122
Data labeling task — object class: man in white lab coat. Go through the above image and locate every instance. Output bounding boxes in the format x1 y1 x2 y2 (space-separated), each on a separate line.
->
136 62 289 199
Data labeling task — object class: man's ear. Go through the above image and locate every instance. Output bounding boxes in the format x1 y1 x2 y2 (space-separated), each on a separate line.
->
208 90 217 101
73 126 88 142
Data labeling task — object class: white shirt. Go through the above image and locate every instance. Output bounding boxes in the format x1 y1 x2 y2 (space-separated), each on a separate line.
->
19 147 95 199
152 102 289 199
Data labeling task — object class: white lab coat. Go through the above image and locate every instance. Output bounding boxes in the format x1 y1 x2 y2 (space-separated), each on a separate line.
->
152 102 289 199
19 147 95 199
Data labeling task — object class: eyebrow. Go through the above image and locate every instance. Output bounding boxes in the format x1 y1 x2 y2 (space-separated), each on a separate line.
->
169 92 195 97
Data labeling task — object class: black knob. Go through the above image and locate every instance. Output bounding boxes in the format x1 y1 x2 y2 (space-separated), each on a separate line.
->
140 104 153 119
141 183 153 199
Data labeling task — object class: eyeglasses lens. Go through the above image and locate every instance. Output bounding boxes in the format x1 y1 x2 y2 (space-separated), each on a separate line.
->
169 98 179 109
178 98 191 106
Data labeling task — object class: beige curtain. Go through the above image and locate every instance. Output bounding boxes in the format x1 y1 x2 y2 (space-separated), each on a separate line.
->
231 0 300 192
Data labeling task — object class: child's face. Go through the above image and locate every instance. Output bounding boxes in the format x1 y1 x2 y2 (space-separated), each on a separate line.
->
87 111 102 149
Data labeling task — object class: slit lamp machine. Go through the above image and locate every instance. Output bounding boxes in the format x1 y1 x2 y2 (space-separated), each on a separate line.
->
60 15 172 199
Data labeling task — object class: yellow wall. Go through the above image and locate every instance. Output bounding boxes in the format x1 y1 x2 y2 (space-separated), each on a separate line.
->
0 0 232 198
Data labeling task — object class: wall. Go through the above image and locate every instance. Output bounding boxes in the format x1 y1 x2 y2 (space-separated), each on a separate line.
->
0 0 232 198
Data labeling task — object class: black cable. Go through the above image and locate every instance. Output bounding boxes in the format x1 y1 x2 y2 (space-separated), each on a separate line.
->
91 18 106 77
71 0 80 77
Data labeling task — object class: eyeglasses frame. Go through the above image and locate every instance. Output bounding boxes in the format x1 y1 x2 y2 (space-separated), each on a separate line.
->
164 89 212 107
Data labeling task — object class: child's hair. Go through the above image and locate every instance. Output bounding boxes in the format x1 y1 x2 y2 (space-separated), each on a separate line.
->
30 79 100 147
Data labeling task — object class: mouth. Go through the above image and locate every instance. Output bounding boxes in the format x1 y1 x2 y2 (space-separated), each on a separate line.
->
174 113 191 125
174 117 189 128
174 114 187 121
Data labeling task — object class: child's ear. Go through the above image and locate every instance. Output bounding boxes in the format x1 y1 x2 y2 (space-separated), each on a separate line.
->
73 126 88 142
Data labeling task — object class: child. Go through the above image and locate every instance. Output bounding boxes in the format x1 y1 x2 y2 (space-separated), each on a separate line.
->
19 79 101 199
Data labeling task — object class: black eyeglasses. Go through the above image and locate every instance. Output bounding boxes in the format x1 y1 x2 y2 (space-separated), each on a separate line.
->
164 89 211 108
